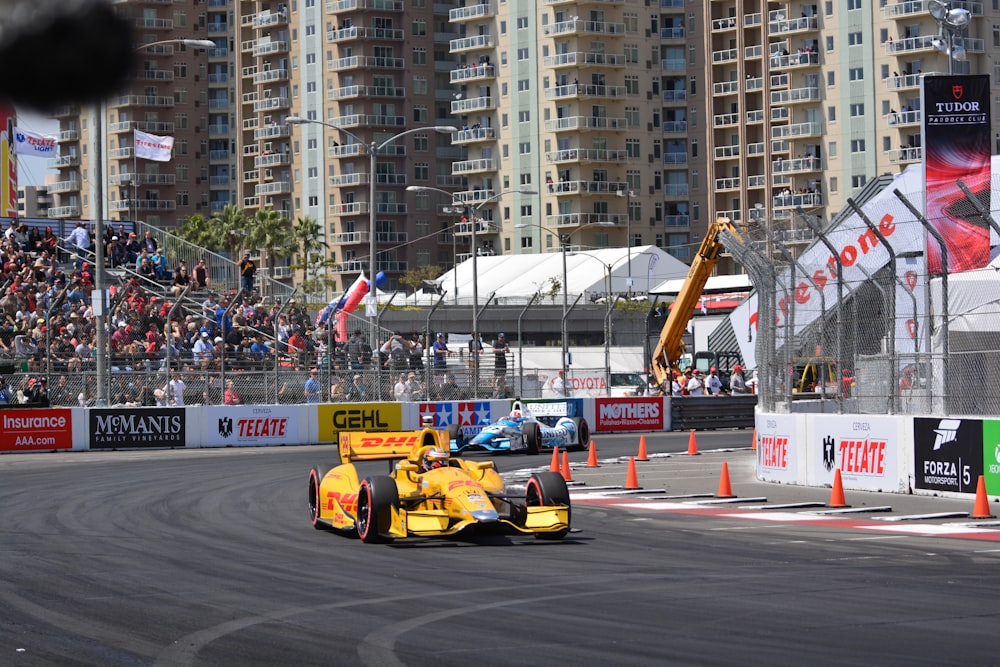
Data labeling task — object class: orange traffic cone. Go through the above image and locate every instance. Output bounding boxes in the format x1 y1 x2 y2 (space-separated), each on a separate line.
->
586 440 599 468
687 430 700 456
549 447 560 473
716 462 734 498
751 427 757 450
561 450 573 482
637 434 649 461
625 456 641 490
829 469 848 508
972 475 994 519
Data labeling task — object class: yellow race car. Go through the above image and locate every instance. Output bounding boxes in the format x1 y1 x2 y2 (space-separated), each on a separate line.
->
307 427 571 543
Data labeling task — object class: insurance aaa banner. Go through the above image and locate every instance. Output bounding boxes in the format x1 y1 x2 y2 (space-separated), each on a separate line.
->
922 74 992 275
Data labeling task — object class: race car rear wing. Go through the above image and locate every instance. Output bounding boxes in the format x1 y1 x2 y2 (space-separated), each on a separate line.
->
339 428 448 463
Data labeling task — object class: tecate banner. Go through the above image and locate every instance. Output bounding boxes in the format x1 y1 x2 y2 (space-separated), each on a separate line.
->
913 417 983 494
756 413 799 484
0 409 73 451
809 414 899 492
202 405 305 447
594 398 664 432
90 408 186 449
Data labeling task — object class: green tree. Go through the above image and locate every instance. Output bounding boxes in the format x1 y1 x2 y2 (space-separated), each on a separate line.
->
177 204 248 258
246 208 296 277
399 264 443 294
291 215 339 296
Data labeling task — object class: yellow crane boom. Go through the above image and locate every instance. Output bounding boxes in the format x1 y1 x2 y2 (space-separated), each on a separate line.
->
650 216 742 387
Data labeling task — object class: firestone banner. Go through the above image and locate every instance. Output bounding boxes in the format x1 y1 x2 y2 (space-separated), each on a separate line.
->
922 74 992 275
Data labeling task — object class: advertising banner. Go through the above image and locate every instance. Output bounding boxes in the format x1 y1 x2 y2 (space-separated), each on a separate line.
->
913 417 983 493
0 409 73 451
981 420 1000 495
922 74 992 275
201 405 306 447
89 408 186 449
0 107 17 217
134 129 175 162
809 414 900 492
594 397 664 432
756 413 800 484
417 401 491 437
12 126 57 158
317 403 401 441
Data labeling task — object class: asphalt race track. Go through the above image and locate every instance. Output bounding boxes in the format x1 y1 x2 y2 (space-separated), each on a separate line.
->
2 432 999 667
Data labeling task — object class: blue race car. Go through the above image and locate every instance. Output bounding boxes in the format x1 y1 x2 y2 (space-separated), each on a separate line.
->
448 399 591 455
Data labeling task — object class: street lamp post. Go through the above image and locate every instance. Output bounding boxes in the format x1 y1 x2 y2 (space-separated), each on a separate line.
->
928 1 972 74
616 188 636 295
407 186 537 397
92 37 215 404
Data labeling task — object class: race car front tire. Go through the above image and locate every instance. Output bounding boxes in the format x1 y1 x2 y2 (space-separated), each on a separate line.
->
524 422 542 455
574 418 591 451
357 476 400 544
525 472 570 540
308 467 329 530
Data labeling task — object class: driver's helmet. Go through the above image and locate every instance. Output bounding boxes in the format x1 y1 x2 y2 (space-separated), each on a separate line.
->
510 409 522 419
421 447 449 472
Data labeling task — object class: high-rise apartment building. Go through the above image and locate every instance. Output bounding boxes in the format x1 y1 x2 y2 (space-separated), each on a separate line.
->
50 0 231 228
705 0 996 272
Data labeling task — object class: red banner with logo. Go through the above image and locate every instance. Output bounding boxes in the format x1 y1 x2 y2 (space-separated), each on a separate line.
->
594 398 664 432
922 74 992 275
0 409 73 451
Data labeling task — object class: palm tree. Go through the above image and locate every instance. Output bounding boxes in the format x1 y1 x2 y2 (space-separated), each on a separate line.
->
210 204 249 259
246 208 296 279
291 216 339 297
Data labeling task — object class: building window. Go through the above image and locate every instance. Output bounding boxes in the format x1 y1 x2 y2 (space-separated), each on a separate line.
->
624 75 639 95
517 79 529 91
413 77 428 94
851 175 867 189
413 135 428 151
518 110 530 122
518 142 531 154
516 16 528 29
625 139 640 158
849 67 863 81
413 105 428 122
849 103 864 117
850 139 865 153
517 47 529 60
412 48 427 65
411 19 427 36
414 163 428 181
624 44 638 63
848 32 863 45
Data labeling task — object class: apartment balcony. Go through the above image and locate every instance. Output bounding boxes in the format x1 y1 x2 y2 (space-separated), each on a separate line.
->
769 51 819 69
450 96 494 113
107 121 175 134
711 16 739 32
253 68 288 84
770 86 820 105
52 105 79 118
713 112 739 127
332 261 367 274
255 181 292 196
327 84 406 101
711 47 738 64
52 153 80 167
713 80 740 96
542 52 626 69
543 116 628 131
714 143 740 160
329 231 369 246
210 149 231 161
546 212 624 227
330 173 370 187
550 179 629 195
57 129 79 142
114 199 176 212
664 214 690 227
886 34 938 55
663 120 687 134
660 57 685 72
209 98 230 111
243 196 259 208
888 146 923 164
747 142 766 157
208 72 229 84
452 158 497 174
747 109 765 124
134 17 173 30
375 230 409 244
662 89 687 103
542 18 627 37
135 69 174 82
330 143 369 159
747 75 764 91
451 127 496 144
110 95 175 108
545 148 628 163
449 2 495 21
374 173 407 186
661 26 685 41
253 97 290 112
887 71 943 90
328 114 406 128
254 124 291 141
887 109 922 127
770 72 789 89
767 14 819 36
48 205 81 217
109 173 176 186
449 64 496 84
884 0 982 18
772 156 821 174
375 202 407 214
664 183 689 196
437 175 468 189
449 34 495 52
544 83 628 100
714 177 742 192
328 55 405 72
208 46 229 60
244 9 288 28
48 179 81 194
244 169 260 183
327 0 403 13
454 220 498 236
663 152 688 165
210 201 229 214
255 152 291 167
773 192 823 210
108 147 133 159
327 26 404 42
771 121 823 139
453 189 495 205
330 202 370 216
207 22 228 34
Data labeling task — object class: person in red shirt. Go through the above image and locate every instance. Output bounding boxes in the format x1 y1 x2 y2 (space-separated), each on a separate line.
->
286 327 307 368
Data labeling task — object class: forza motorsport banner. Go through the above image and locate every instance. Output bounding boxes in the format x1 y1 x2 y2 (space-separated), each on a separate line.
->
921 74 992 275
913 417 982 493
981 420 1000 495
90 408 186 449
0 409 73 451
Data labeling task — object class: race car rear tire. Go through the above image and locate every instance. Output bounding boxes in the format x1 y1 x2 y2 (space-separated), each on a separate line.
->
524 422 542 456
307 467 328 530
525 472 570 540
357 476 399 544
574 418 591 451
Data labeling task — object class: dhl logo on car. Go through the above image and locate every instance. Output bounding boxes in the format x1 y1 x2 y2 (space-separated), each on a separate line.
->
325 490 359 514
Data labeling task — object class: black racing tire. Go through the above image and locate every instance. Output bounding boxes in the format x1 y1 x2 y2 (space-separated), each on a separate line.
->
308 467 328 530
574 418 591 451
357 476 400 544
525 471 570 540
447 422 462 445
524 422 542 456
